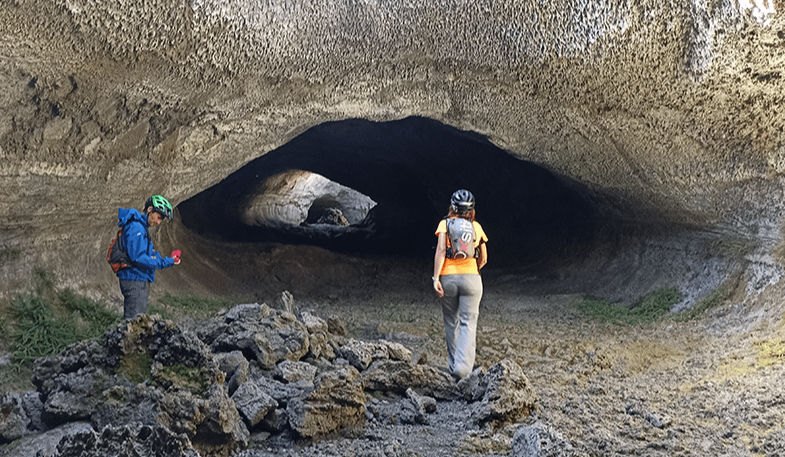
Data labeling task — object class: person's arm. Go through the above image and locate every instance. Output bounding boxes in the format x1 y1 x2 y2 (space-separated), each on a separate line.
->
477 242 487 270
433 232 447 297
124 222 175 270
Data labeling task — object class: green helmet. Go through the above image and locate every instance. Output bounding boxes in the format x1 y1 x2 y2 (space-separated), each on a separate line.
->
145 195 173 220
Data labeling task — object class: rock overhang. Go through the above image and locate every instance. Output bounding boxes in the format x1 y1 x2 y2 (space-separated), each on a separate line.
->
1 0 784 304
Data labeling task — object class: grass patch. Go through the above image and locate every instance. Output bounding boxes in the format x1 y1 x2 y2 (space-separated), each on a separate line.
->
149 292 233 321
578 287 683 326
580 284 734 326
4 267 122 366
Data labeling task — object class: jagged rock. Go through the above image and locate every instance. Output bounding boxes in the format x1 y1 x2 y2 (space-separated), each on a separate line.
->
456 366 485 401
31 315 244 455
51 423 199 457
260 408 289 434
226 303 272 323
280 292 295 314
336 339 413 371
406 388 437 415
297 310 329 334
273 360 317 385
156 389 207 437
512 421 576 457
21 391 44 433
0 392 29 443
192 386 249 456
287 366 367 438
0 422 93 457
32 339 108 396
214 351 250 395
41 367 116 425
231 381 278 429
91 385 162 431
247 372 312 408
104 316 214 369
366 388 437 426
471 359 538 427
157 386 249 456
146 322 212 368
362 359 458 400
207 307 311 370
305 331 336 361
326 317 347 337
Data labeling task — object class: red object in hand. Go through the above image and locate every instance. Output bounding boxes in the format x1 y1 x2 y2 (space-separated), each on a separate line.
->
171 250 181 262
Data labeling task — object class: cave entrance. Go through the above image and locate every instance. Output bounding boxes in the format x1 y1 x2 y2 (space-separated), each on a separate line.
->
240 169 377 228
178 116 599 268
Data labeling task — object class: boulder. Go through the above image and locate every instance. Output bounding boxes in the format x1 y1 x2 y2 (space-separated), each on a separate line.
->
471 359 538 426
287 366 367 438
208 308 311 370
214 350 250 395
336 339 413 371
362 359 458 400
231 382 278 429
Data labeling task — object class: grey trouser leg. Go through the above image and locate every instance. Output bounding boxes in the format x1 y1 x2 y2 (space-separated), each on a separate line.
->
119 279 151 319
440 274 483 379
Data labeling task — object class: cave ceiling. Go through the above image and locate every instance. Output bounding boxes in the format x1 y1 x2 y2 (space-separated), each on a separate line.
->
1 0 784 297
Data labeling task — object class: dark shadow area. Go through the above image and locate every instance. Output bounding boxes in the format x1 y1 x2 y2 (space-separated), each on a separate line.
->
178 117 603 269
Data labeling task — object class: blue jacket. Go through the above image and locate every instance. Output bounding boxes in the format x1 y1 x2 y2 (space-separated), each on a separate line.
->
116 208 174 282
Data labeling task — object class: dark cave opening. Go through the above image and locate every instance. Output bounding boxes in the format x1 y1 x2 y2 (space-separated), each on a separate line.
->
178 117 601 268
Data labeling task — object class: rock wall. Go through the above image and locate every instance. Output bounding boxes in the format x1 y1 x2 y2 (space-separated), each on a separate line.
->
1 0 784 300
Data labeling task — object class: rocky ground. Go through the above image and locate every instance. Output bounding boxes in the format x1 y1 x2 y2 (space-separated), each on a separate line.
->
3 245 785 457
254 243 785 457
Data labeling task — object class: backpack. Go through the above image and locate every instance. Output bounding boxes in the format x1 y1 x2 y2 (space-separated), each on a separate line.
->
445 217 476 259
107 226 131 273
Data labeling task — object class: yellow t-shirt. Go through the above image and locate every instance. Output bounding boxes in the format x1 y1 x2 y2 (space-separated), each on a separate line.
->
435 218 488 276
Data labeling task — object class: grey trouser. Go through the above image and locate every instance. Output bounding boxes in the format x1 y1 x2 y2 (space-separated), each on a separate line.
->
440 274 483 379
119 279 151 320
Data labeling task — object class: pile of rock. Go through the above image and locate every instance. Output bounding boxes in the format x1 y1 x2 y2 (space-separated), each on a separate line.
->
1 303 539 457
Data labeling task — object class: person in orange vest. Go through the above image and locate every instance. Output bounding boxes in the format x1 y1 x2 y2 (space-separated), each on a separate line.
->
432 189 488 380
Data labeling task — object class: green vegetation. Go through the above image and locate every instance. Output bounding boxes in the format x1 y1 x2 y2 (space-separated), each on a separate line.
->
117 350 154 384
0 269 237 392
0 267 122 391
5 268 122 366
579 284 733 326
579 287 683 326
149 291 233 321
152 363 211 395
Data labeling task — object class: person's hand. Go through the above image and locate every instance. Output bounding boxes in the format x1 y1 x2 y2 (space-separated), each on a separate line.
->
172 250 181 265
433 278 444 297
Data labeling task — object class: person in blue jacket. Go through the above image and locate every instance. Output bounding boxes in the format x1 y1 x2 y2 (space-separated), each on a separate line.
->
116 194 181 319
